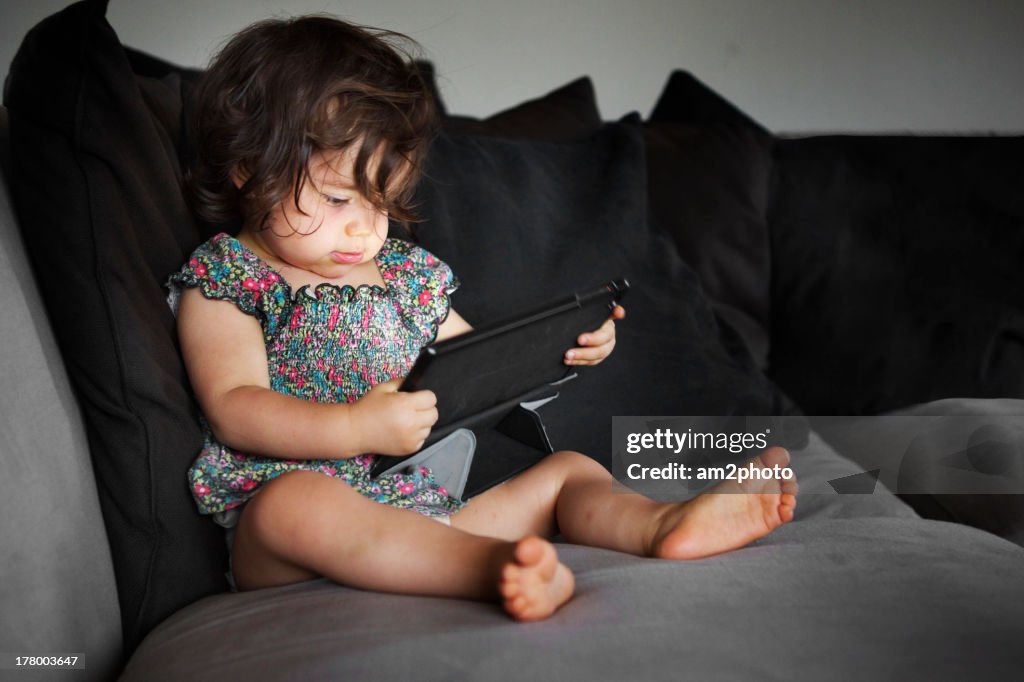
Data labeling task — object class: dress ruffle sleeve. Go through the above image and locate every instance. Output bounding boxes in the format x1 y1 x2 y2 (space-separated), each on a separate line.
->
165 233 290 337
379 239 459 344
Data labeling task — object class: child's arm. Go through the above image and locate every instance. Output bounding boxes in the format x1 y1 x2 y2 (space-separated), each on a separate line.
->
435 308 473 341
177 288 437 459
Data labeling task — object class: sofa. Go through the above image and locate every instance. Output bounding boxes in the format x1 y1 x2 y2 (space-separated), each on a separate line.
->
2 1 1023 680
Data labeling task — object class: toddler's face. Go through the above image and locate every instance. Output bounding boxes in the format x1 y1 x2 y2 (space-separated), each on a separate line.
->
255 147 389 280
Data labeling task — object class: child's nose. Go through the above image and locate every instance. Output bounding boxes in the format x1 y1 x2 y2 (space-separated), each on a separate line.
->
345 219 371 237
345 204 377 236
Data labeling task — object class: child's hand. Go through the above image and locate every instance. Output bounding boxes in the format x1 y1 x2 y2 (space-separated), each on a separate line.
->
352 379 438 455
564 305 625 366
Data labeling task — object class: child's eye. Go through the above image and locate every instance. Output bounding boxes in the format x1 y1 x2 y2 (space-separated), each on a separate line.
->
322 194 350 207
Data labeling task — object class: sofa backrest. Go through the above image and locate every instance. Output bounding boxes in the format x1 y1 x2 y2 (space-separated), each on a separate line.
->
5 0 232 650
0 104 123 680
767 134 1024 415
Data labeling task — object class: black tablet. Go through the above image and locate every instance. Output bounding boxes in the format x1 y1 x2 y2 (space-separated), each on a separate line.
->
407 276 628 421
369 278 629 477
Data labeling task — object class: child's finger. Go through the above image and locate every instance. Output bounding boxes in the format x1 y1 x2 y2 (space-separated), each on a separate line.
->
406 391 438 429
419 405 439 427
408 389 437 409
565 340 614 365
578 319 615 347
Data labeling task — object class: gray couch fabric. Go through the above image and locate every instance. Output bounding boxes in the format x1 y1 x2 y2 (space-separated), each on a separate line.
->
126 520 1024 681
121 433 1024 681
0 106 123 682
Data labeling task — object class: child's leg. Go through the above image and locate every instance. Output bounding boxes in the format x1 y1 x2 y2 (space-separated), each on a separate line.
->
230 470 573 621
451 447 798 559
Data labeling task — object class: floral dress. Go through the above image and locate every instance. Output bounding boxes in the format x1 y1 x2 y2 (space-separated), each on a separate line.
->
166 233 465 521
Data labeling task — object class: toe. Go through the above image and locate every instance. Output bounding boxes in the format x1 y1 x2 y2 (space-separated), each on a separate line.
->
779 495 797 523
501 567 520 596
759 446 790 469
515 536 546 567
517 537 559 581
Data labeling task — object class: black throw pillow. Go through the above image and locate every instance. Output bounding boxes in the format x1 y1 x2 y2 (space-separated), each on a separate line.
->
644 71 775 367
649 69 769 134
5 0 225 651
412 119 791 467
443 76 603 140
414 60 449 117
412 117 647 321
768 135 1024 414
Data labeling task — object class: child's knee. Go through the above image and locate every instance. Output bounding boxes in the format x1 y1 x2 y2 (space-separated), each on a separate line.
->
547 450 607 478
240 470 356 552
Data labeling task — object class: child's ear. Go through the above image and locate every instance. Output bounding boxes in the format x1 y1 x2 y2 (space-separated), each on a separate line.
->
230 166 250 189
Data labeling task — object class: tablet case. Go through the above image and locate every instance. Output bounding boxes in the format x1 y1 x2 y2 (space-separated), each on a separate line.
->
371 279 628 498
376 429 477 500
374 396 560 501
401 279 630 433
373 384 565 500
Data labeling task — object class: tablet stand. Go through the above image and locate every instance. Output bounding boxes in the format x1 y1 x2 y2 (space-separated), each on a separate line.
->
372 380 572 499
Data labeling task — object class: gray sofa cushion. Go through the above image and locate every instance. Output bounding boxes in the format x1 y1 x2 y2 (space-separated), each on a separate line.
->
124 519 1024 681
0 106 122 682
5 0 227 650
817 398 1024 547
121 435 1024 681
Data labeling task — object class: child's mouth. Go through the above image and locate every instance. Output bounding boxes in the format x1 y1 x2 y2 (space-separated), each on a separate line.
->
330 251 363 264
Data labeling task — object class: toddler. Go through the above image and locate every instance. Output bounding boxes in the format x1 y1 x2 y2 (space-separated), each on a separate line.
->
169 15 798 621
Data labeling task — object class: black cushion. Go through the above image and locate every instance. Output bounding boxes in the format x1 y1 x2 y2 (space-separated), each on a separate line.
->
443 76 603 140
5 0 225 651
413 60 448 117
412 119 791 467
649 70 769 134
644 71 775 366
768 135 1024 414
413 118 647 321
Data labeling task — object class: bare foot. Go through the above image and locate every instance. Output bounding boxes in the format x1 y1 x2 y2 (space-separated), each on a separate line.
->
499 536 575 621
651 447 798 560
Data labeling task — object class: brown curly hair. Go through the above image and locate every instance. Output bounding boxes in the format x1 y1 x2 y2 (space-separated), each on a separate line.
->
187 15 438 230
